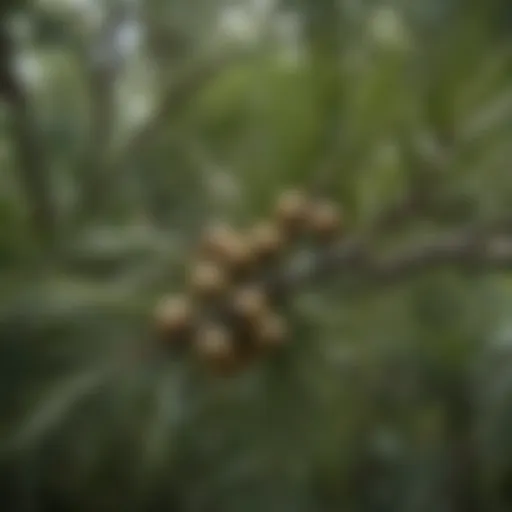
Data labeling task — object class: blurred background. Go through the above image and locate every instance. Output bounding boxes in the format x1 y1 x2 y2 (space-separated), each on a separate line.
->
1 0 512 510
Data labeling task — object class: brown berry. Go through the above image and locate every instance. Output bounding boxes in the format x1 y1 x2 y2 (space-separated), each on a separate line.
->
222 236 254 272
153 295 193 335
194 324 236 371
275 189 310 230
232 285 268 322
309 200 342 241
199 223 254 276
257 313 288 348
189 261 228 297
249 222 284 260
199 222 239 260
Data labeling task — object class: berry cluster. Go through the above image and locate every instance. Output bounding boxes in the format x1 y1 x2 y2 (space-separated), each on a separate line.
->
152 190 343 375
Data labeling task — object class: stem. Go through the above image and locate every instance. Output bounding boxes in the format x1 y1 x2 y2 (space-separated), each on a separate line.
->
276 216 512 294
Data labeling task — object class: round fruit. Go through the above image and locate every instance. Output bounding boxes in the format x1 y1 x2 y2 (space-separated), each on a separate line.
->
194 324 236 370
249 222 284 260
232 285 268 321
223 236 254 272
153 295 193 334
199 222 239 259
189 261 228 297
275 189 310 230
309 200 342 240
257 313 288 348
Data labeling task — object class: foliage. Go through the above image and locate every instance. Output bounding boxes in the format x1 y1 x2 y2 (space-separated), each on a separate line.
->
1 0 512 510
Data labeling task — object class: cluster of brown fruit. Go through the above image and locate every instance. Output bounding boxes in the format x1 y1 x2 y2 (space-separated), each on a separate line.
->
152 189 343 375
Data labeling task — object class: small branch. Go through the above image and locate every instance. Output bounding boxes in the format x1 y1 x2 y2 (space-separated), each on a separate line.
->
365 232 512 286
277 218 512 294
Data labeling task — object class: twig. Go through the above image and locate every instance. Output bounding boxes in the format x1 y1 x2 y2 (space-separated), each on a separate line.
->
363 231 512 286
276 218 512 294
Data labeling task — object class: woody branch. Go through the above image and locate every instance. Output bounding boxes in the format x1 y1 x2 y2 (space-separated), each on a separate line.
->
280 217 512 293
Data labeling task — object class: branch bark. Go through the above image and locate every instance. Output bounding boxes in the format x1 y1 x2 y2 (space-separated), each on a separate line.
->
276 217 512 294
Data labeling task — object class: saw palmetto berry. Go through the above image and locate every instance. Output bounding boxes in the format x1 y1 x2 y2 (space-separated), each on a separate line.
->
151 189 344 375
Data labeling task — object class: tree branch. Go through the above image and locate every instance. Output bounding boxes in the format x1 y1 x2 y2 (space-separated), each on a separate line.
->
276 218 512 294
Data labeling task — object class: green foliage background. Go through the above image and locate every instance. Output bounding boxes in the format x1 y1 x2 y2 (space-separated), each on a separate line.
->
1 0 512 510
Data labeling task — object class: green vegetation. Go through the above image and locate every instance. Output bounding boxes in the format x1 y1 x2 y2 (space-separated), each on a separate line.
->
0 0 511 510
